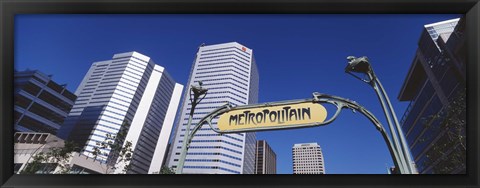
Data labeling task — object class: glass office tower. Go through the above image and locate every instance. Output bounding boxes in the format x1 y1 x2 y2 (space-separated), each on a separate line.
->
398 18 466 174
167 42 259 174
57 52 183 174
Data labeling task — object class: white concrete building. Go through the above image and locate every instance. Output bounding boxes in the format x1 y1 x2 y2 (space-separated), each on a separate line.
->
57 52 183 174
167 42 259 174
14 132 108 174
292 143 325 174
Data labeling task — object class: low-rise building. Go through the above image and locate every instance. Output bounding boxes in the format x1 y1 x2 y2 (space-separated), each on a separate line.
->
14 132 108 174
14 70 76 135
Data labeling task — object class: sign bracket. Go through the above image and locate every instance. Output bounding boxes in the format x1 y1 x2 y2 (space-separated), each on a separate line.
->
178 92 409 174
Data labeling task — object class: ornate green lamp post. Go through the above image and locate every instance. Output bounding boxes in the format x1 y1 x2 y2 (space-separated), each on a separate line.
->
176 81 208 174
345 56 416 174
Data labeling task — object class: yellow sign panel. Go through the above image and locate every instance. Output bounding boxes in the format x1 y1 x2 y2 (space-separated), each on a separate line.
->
218 102 327 132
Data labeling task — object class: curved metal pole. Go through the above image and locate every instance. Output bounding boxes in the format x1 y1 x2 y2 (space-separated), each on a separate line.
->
313 93 405 174
367 72 409 174
375 78 416 173
19 139 59 173
177 93 406 174
345 56 413 174
187 103 232 145
176 85 208 174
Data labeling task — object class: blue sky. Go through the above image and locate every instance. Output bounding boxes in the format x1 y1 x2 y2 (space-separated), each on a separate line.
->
15 14 460 174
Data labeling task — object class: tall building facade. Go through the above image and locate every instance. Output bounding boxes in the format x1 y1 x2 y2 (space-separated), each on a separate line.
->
398 17 466 174
57 52 183 174
255 140 276 174
14 70 77 135
292 143 325 174
167 42 259 174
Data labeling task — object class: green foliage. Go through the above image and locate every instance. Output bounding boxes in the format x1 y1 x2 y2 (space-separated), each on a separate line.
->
152 166 175 174
19 152 47 174
92 120 134 174
19 141 77 174
20 120 134 174
420 88 466 174
160 166 175 174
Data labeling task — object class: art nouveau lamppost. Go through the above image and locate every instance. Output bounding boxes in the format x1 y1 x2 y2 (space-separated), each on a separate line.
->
345 56 416 174
176 81 208 174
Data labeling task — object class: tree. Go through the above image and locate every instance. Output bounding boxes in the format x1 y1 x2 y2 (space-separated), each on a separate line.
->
92 120 134 174
152 166 175 174
20 120 134 174
19 141 78 174
419 88 466 174
160 166 175 174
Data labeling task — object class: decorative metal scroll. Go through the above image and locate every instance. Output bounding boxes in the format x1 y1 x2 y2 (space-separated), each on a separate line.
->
180 92 405 174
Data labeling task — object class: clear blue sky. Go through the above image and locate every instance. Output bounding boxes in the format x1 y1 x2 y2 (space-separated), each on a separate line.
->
15 14 460 174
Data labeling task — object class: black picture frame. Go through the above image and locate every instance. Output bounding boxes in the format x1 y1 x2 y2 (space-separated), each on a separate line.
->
1 0 479 188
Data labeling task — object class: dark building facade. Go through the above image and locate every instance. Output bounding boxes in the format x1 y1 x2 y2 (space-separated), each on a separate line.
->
398 17 466 174
255 140 277 174
14 70 77 135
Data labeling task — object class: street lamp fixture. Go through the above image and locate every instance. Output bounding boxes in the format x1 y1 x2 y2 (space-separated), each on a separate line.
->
176 81 208 174
345 56 416 174
189 81 208 114
345 56 372 75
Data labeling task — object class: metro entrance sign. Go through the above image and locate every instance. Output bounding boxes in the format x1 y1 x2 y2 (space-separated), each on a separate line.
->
175 56 416 174
176 92 412 174
217 102 327 132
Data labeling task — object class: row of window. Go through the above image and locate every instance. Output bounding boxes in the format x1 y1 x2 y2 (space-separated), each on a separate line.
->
196 90 247 100
178 139 243 148
195 68 248 80
199 53 250 65
187 100 232 106
179 133 244 143
197 56 250 69
187 96 244 107
200 77 248 87
293 158 323 161
195 73 249 83
194 86 247 96
184 166 240 174
185 105 236 111
185 159 241 168
197 60 249 72
200 49 250 59
182 145 243 154
185 152 241 161
201 46 250 56
201 81 248 93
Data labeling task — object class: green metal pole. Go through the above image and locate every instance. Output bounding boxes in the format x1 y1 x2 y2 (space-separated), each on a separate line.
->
370 74 410 174
175 111 193 174
376 79 416 173
175 82 207 174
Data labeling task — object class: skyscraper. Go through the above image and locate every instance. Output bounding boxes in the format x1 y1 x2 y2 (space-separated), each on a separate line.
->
292 143 325 174
255 140 277 174
57 52 183 174
14 70 77 135
167 42 259 174
398 17 466 174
